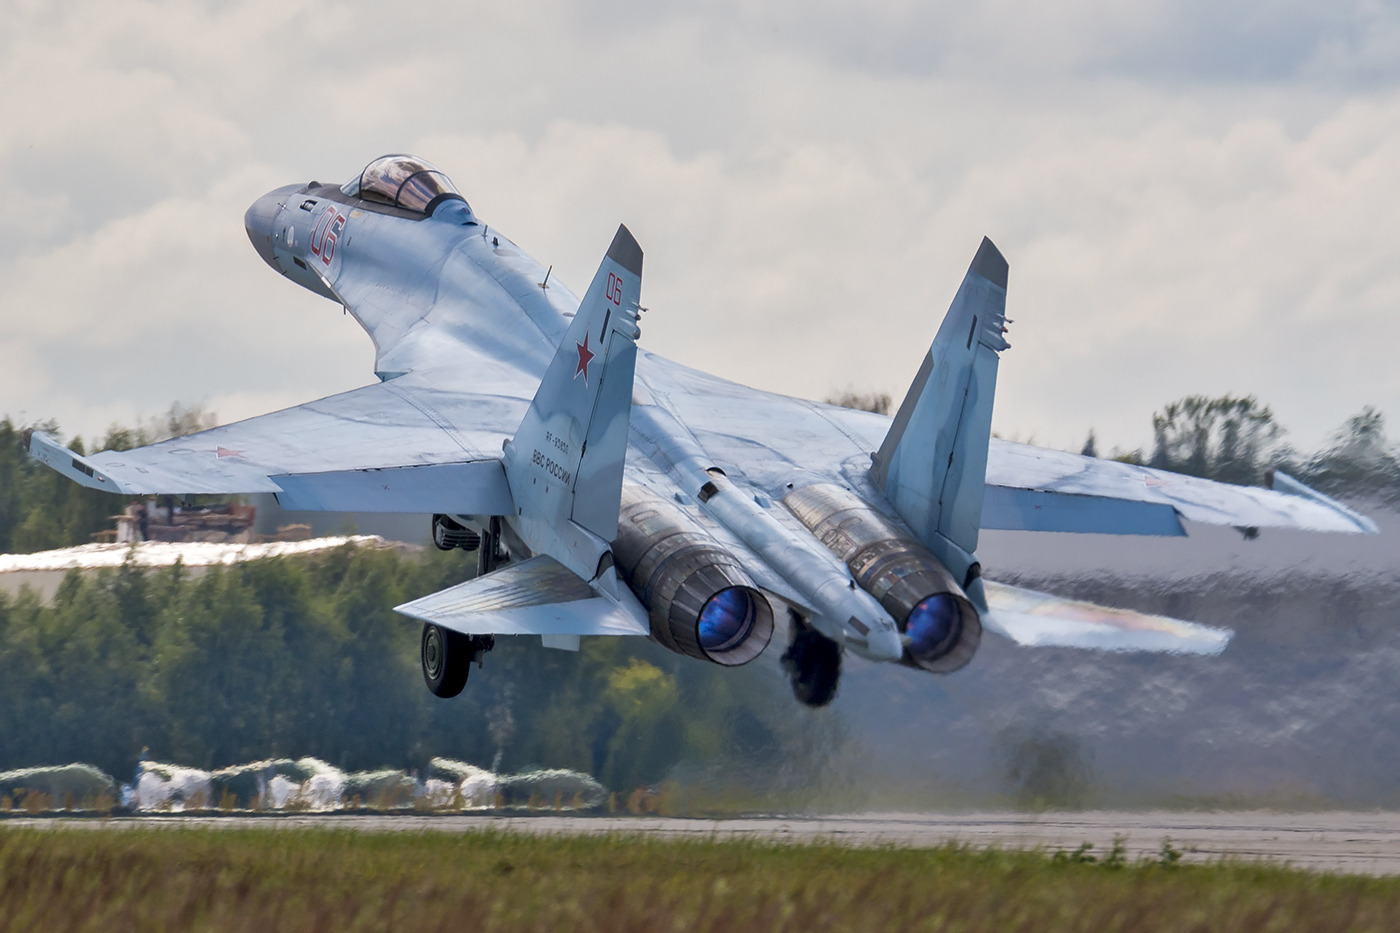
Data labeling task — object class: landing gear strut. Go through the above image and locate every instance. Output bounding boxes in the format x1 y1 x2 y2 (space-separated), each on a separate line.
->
780 613 842 708
421 624 494 698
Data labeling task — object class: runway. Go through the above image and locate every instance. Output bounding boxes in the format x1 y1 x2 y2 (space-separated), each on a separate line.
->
10 810 1400 875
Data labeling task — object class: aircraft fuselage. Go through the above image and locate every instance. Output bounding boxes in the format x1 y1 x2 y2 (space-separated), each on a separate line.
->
244 176 919 672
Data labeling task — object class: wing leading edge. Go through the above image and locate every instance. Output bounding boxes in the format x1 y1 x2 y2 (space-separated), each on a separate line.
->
22 376 525 515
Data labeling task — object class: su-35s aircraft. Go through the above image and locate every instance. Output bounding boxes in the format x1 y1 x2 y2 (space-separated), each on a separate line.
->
26 155 1378 706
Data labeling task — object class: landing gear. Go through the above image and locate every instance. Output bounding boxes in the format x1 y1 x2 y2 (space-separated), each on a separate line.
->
421 515 504 700
421 624 494 698
432 514 480 551
476 517 501 577
780 614 842 708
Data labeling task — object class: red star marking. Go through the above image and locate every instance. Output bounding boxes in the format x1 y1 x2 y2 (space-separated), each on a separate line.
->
215 446 244 459
574 334 595 385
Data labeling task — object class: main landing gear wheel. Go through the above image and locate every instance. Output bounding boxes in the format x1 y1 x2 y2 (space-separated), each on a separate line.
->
421 625 496 698
432 514 480 552
421 624 472 698
780 617 842 708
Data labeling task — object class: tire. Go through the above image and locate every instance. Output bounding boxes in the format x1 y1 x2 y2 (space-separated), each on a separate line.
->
421 624 471 698
431 515 480 552
431 518 455 551
780 624 842 708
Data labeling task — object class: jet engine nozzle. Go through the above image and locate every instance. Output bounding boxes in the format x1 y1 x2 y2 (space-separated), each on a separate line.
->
613 484 774 666
784 483 981 673
244 184 302 272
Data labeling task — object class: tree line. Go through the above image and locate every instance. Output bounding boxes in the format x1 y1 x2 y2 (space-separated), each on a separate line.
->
1 394 1393 791
1097 395 1400 502
0 544 815 794
825 389 1400 504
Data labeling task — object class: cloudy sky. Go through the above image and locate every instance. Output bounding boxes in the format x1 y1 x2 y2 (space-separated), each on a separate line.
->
4 0 1399 457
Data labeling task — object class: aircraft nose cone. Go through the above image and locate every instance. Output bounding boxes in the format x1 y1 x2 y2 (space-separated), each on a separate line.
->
244 184 300 271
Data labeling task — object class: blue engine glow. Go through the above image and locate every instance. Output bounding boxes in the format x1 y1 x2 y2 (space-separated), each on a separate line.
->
698 587 756 652
905 594 960 660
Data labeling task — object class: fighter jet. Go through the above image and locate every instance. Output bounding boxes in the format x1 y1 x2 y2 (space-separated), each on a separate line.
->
25 155 1378 706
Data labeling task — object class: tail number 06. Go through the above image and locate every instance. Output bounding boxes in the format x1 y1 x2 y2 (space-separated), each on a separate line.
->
310 209 346 265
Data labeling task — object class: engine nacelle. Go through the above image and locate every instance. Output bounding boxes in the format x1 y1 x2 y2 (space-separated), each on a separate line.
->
613 484 774 666
783 483 981 673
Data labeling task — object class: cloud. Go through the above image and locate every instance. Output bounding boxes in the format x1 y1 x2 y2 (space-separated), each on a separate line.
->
565 0 1400 88
2 0 1398 458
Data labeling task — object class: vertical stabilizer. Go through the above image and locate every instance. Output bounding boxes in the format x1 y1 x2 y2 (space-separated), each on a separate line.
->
507 225 643 543
872 237 1009 559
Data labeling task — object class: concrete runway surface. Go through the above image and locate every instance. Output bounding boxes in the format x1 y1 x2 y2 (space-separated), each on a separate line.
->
10 810 1400 875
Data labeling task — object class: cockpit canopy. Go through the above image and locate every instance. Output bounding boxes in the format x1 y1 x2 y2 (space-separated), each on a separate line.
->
341 154 468 215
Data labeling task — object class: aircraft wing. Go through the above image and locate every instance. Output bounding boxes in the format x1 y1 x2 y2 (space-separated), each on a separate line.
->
638 355 1376 537
24 374 528 515
980 439 1377 535
26 283 1371 540
29 338 1373 537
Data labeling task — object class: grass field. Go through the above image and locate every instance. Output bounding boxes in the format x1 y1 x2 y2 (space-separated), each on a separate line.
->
2 826 1399 931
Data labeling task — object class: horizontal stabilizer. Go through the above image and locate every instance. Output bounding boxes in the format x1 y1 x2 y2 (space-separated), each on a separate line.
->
394 555 649 637
982 580 1231 655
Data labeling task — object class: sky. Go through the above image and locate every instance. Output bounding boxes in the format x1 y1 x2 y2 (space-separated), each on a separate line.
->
4 0 1400 457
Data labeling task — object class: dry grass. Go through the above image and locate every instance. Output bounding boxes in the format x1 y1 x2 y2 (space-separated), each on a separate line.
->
0 826 1398 931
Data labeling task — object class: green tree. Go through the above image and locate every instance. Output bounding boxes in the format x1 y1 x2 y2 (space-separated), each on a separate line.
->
149 566 279 767
0 588 50 770
1149 394 1282 485
599 659 685 791
0 540 828 795
1302 406 1400 501
20 566 150 772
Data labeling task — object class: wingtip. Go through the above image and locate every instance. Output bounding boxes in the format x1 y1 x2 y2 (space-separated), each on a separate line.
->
970 236 1008 289
1269 469 1380 535
607 224 643 276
